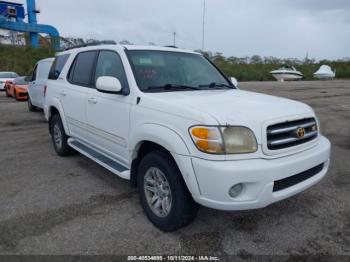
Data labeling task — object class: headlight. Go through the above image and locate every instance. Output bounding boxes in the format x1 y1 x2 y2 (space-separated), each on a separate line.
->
220 126 258 154
190 126 258 154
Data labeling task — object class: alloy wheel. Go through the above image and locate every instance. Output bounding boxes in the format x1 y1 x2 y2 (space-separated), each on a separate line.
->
53 124 63 149
144 167 173 217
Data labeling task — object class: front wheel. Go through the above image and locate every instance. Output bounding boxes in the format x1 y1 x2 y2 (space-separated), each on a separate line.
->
13 90 18 100
137 151 198 232
50 114 73 156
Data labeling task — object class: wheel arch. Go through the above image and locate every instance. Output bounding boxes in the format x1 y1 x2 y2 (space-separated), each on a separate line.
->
129 124 200 196
47 100 70 135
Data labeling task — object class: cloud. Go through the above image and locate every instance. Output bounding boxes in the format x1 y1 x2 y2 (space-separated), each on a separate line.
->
34 0 350 60
286 0 350 11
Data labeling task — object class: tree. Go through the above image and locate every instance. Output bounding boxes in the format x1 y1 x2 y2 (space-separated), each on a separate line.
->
227 56 240 64
119 40 133 45
250 55 263 64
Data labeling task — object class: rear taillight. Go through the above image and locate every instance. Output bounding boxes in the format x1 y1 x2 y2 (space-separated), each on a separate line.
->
44 85 47 97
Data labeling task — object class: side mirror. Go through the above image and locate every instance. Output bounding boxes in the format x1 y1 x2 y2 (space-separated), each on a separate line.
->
96 76 122 94
230 77 239 88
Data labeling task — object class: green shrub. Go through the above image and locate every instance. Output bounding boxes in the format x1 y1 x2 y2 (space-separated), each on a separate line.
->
1 45 349 81
206 52 350 81
0 45 54 76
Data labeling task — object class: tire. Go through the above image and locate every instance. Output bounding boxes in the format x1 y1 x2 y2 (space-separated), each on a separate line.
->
50 114 73 156
137 151 198 232
27 96 36 112
13 90 18 100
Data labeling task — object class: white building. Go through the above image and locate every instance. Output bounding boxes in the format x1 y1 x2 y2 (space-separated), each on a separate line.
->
0 29 26 46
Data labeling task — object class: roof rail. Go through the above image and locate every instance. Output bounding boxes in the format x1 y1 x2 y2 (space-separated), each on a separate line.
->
63 40 117 51
164 45 178 48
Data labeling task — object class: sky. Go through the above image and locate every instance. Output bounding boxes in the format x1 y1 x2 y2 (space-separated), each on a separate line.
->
33 0 350 60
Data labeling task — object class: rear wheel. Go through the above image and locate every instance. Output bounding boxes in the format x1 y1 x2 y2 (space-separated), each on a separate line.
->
50 114 73 156
137 151 198 232
27 96 37 112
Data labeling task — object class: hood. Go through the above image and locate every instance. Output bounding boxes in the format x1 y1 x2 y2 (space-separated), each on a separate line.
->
143 89 315 142
15 85 28 90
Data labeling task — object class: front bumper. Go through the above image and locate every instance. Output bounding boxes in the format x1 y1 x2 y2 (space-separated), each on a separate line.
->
190 136 331 211
16 91 28 100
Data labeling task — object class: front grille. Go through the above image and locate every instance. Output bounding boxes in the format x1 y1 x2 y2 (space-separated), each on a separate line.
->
273 163 324 192
18 92 27 98
267 118 318 150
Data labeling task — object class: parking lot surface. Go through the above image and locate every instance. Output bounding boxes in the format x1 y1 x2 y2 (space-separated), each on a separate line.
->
0 80 349 257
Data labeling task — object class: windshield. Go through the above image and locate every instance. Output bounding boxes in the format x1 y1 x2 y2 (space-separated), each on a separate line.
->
14 77 28 85
0 72 17 78
127 50 233 92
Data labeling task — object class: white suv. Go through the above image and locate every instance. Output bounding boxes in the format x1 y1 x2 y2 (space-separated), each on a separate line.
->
44 42 331 231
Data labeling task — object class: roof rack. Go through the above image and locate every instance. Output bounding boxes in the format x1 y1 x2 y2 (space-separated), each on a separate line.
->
63 40 117 51
164 45 178 48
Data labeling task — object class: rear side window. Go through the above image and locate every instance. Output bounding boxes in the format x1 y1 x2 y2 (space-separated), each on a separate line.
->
69 51 97 86
49 54 70 80
37 61 53 80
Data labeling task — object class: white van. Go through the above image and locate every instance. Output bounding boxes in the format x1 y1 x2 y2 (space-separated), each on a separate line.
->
28 58 54 111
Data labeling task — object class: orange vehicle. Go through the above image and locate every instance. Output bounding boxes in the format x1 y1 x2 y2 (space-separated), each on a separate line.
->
5 76 30 101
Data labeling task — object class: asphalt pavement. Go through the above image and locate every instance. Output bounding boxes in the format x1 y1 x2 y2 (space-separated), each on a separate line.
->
0 80 349 258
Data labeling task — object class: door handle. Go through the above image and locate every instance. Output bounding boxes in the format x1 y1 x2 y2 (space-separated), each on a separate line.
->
60 90 67 97
88 98 98 104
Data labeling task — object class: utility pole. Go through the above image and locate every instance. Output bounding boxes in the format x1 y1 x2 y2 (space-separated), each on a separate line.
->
202 0 206 51
173 32 176 46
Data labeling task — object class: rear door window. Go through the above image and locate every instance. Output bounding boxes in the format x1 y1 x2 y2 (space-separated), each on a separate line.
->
49 54 70 80
69 51 97 87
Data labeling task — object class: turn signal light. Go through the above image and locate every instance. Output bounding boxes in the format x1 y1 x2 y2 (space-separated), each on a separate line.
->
191 127 218 140
189 126 258 154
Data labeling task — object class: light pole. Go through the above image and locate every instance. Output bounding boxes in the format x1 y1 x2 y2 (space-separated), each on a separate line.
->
173 31 176 46
202 0 206 51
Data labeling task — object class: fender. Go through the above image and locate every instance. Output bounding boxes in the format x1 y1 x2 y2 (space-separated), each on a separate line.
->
130 123 190 157
47 97 70 135
129 123 201 196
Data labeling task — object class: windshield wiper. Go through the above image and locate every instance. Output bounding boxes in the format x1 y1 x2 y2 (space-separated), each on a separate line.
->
145 84 200 91
199 82 233 89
